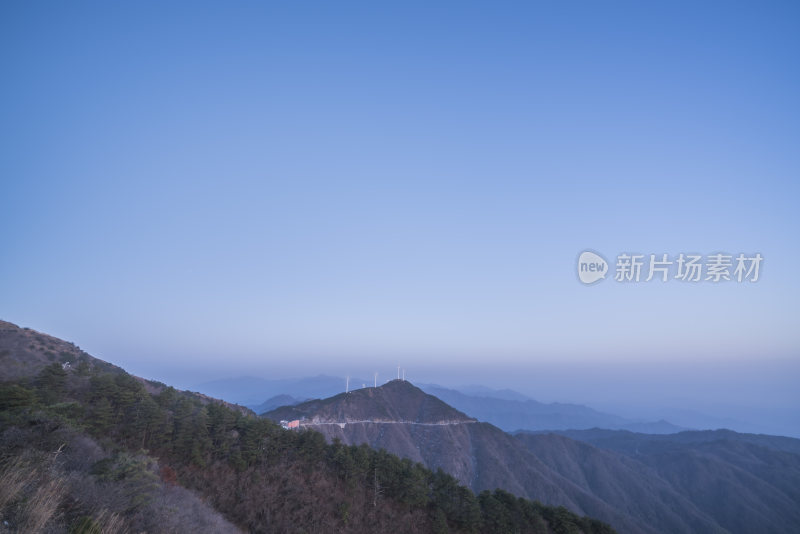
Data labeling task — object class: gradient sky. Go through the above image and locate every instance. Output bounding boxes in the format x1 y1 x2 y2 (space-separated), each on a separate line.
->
1 2 798 431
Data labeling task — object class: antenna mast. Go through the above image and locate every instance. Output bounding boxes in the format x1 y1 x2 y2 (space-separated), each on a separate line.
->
346 375 349 393
374 372 378 388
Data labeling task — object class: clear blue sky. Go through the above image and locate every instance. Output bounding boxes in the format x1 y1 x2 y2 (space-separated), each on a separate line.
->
1 2 798 431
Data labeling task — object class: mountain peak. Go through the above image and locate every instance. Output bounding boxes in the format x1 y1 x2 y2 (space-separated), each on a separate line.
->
264 379 476 425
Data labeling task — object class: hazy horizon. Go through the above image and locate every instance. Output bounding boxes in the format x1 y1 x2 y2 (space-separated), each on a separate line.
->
8 316 794 436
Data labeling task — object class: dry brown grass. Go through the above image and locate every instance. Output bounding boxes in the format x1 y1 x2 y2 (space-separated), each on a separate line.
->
20 476 66 533
93 508 128 534
0 457 37 509
0 452 69 533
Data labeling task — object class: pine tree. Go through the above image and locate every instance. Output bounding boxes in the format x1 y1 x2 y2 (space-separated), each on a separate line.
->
36 363 67 404
92 397 114 434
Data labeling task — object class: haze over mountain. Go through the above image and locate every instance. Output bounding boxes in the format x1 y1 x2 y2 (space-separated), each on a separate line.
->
248 394 305 416
198 375 684 433
197 375 366 408
417 384 684 434
265 380 800 534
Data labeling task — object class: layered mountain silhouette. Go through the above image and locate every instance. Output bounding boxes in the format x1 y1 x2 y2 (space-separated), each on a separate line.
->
248 393 304 415
4 319 799 534
417 384 684 433
198 374 368 407
202 375 683 433
265 380 800 534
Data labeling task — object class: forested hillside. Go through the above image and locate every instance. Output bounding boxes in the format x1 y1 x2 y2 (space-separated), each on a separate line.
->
0 321 614 534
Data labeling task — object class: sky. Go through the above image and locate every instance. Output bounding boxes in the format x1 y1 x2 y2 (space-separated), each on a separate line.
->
1 2 798 433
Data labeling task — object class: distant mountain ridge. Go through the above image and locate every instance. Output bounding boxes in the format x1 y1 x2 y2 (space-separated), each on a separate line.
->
418 384 685 434
264 378 800 534
202 374 684 434
248 394 304 415
535 427 800 456
197 374 362 406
